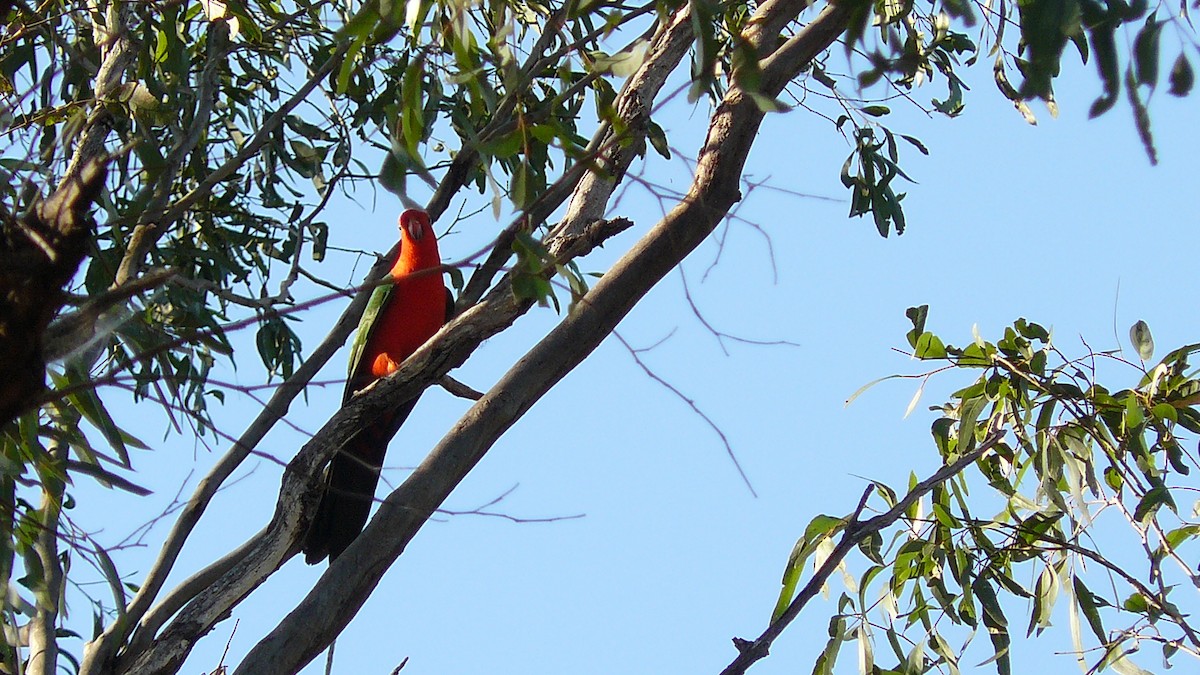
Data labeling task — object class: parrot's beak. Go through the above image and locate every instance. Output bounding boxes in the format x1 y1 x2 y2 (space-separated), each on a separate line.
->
400 211 427 241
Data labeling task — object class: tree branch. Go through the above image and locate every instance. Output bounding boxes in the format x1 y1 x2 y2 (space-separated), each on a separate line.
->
112 18 230 286
26 437 67 675
225 2 851 671
112 215 630 675
717 431 1006 675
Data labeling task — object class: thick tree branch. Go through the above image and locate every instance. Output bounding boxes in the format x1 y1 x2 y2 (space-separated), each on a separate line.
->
0 1 128 427
112 217 631 675
553 4 695 242
227 5 853 673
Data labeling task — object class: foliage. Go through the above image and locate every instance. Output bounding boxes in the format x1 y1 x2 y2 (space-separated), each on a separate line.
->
0 0 1193 673
767 310 1200 674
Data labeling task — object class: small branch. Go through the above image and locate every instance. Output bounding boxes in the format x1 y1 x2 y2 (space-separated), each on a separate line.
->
26 434 67 675
113 18 229 286
612 330 757 496
718 431 1005 675
42 268 176 364
439 375 483 401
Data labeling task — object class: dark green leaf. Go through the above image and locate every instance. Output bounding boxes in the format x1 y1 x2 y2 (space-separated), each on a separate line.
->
1169 54 1194 96
898 134 929 155
1133 14 1163 87
1072 577 1107 642
1088 17 1120 118
972 577 1011 675
857 531 884 564
905 305 929 348
647 120 671 160
1133 484 1176 523
1124 68 1158 164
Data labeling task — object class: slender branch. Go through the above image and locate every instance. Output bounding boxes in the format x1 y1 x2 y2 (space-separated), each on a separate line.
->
26 437 67 675
112 18 230 286
718 431 1006 675
137 41 347 263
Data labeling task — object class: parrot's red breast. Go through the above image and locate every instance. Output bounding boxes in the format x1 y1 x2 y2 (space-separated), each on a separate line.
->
357 209 446 383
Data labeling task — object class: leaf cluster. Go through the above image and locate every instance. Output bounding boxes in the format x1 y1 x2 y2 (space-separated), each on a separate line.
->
773 310 1200 674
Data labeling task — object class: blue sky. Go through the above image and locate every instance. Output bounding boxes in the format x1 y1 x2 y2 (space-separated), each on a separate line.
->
67 44 1198 675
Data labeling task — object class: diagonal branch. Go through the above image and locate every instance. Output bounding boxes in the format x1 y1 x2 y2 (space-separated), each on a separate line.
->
227 5 855 674
113 216 632 675
718 430 1006 675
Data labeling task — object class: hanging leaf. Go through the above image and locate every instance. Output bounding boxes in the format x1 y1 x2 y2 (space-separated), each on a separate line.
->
1130 320 1154 361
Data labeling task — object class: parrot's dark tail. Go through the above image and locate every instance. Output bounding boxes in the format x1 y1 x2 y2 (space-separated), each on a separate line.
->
301 396 421 564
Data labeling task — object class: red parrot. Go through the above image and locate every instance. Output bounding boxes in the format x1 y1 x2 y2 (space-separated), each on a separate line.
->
302 209 450 564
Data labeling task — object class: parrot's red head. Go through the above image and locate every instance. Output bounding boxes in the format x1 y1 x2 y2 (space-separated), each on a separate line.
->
394 209 441 276
399 209 432 243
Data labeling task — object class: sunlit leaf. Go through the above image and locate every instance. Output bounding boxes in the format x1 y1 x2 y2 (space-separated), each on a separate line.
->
1130 320 1154 361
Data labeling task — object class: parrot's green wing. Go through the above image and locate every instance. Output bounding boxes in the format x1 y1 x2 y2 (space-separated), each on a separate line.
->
344 280 394 403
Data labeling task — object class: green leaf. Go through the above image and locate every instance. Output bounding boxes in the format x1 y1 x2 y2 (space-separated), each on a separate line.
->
857 531 884 564
1104 466 1124 491
1133 14 1163 87
1026 564 1059 636
898 134 929 155
1133 484 1176 523
50 369 134 468
1129 320 1154 360
811 616 846 675
310 221 328 262
972 577 1011 675
861 105 890 117
1164 524 1200 551
511 163 530 209
1123 394 1144 430
1169 54 1194 96
1088 17 1120 118
1125 67 1158 165
772 514 847 621
337 33 369 94
511 273 555 308
905 305 929 348
928 631 962 675
810 62 838 89
915 332 947 360
400 58 427 157
646 120 671 160
1122 591 1150 614
1072 577 1107 642
64 461 151 496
